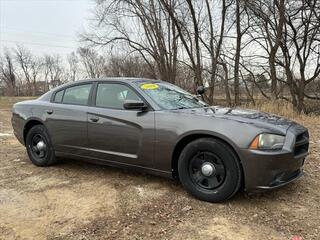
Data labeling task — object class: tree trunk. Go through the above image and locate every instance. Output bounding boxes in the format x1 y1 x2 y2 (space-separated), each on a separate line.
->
295 82 305 113
220 61 232 106
269 50 278 100
234 0 241 105
32 81 37 96
186 0 202 87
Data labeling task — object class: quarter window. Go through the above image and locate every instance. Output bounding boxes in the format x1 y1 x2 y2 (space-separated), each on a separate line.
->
96 83 141 109
53 90 64 103
62 84 92 105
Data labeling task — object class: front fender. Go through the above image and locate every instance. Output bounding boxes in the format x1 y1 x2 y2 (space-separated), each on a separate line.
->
175 129 242 160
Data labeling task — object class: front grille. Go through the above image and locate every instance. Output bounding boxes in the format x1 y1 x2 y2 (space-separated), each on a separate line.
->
294 131 309 157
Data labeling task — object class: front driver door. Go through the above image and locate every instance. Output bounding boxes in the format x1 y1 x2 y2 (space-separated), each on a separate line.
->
87 82 155 168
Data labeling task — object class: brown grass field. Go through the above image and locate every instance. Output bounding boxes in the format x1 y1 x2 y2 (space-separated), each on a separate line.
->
0 97 319 240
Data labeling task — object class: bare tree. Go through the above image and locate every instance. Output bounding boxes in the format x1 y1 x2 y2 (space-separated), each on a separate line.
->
278 0 320 112
233 0 251 105
0 50 17 96
218 59 232 106
77 47 105 78
67 52 79 81
105 55 156 78
202 0 231 104
14 46 31 95
43 55 65 89
245 0 286 99
233 0 242 105
159 0 204 88
82 0 178 83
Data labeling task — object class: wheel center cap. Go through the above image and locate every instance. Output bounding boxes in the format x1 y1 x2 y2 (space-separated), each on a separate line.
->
36 141 46 151
201 162 215 177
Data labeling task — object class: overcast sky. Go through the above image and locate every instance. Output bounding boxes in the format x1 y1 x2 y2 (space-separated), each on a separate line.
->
0 0 94 56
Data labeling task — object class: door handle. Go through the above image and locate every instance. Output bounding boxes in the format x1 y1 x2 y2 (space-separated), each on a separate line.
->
46 110 53 115
89 116 99 122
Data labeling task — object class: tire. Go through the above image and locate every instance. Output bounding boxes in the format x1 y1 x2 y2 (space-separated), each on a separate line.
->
25 124 57 166
178 138 242 202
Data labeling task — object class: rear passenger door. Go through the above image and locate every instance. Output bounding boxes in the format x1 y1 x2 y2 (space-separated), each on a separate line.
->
45 83 93 156
87 82 155 168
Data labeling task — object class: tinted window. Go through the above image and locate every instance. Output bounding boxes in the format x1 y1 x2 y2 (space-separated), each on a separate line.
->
62 84 92 105
96 83 141 109
53 90 64 103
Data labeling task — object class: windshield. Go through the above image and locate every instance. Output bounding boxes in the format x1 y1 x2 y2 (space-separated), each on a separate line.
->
136 82 208 110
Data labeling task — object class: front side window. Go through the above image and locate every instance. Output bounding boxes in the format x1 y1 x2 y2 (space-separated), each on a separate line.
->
62 84 92 105
96 83 141 109
136 82 207 110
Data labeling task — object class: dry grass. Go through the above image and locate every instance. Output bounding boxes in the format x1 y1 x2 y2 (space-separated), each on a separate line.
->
245 100 300 119
243 100 320 128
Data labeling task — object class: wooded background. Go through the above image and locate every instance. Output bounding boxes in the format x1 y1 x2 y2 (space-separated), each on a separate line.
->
1 0 319 113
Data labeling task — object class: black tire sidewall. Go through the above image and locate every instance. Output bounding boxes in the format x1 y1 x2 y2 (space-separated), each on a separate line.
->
26 125 56 166
178 138 241 202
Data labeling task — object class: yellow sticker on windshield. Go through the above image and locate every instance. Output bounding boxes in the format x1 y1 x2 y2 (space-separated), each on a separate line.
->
140 83 159 90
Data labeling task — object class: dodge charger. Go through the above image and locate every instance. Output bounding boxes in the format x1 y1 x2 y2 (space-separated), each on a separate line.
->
11 78 309 202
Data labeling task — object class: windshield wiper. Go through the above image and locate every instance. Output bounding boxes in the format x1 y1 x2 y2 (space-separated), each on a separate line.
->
176 106 189 109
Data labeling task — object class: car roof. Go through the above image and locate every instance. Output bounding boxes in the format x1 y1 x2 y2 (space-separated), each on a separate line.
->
39 77 165 101
74 77 162 84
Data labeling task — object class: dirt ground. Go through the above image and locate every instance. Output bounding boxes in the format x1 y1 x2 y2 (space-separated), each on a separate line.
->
0 98 319 240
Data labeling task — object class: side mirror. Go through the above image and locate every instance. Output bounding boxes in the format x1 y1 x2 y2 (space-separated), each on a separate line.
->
196 86 205 95
123 100 148 111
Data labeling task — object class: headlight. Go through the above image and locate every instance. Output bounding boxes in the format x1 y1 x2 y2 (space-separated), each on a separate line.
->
250 133 285 150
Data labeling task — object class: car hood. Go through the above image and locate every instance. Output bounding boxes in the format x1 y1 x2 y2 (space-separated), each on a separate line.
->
174 106 295 134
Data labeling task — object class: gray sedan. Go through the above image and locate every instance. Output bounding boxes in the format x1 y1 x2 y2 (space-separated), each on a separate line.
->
11 78 309 202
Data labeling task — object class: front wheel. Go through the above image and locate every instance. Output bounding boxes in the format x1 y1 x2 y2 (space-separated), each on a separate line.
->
178 138 242 202
26 124 57 166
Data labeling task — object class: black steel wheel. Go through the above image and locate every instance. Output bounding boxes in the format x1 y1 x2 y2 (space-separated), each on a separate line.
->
26 124 57 166
178 138 242 202
30 134 48 160
189 152 226 190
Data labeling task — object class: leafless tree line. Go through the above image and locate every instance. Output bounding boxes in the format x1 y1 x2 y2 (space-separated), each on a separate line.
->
0 46 71 96
1 0 320 113
0 45 153 96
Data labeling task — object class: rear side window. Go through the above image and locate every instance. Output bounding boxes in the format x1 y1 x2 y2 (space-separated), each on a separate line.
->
53 90 64 103
62 84 92 106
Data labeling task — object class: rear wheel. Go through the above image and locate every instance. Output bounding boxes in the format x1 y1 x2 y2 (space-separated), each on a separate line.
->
178 138 241 202
26 125 57 166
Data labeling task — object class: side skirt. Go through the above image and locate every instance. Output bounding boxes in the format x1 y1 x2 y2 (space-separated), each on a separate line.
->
55 151 173 179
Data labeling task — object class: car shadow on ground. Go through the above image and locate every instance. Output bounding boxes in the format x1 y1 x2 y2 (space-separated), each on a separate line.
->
51 157 302 204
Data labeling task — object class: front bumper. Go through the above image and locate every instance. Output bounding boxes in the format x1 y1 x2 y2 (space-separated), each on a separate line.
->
240 123 308 192
240 148 306 192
